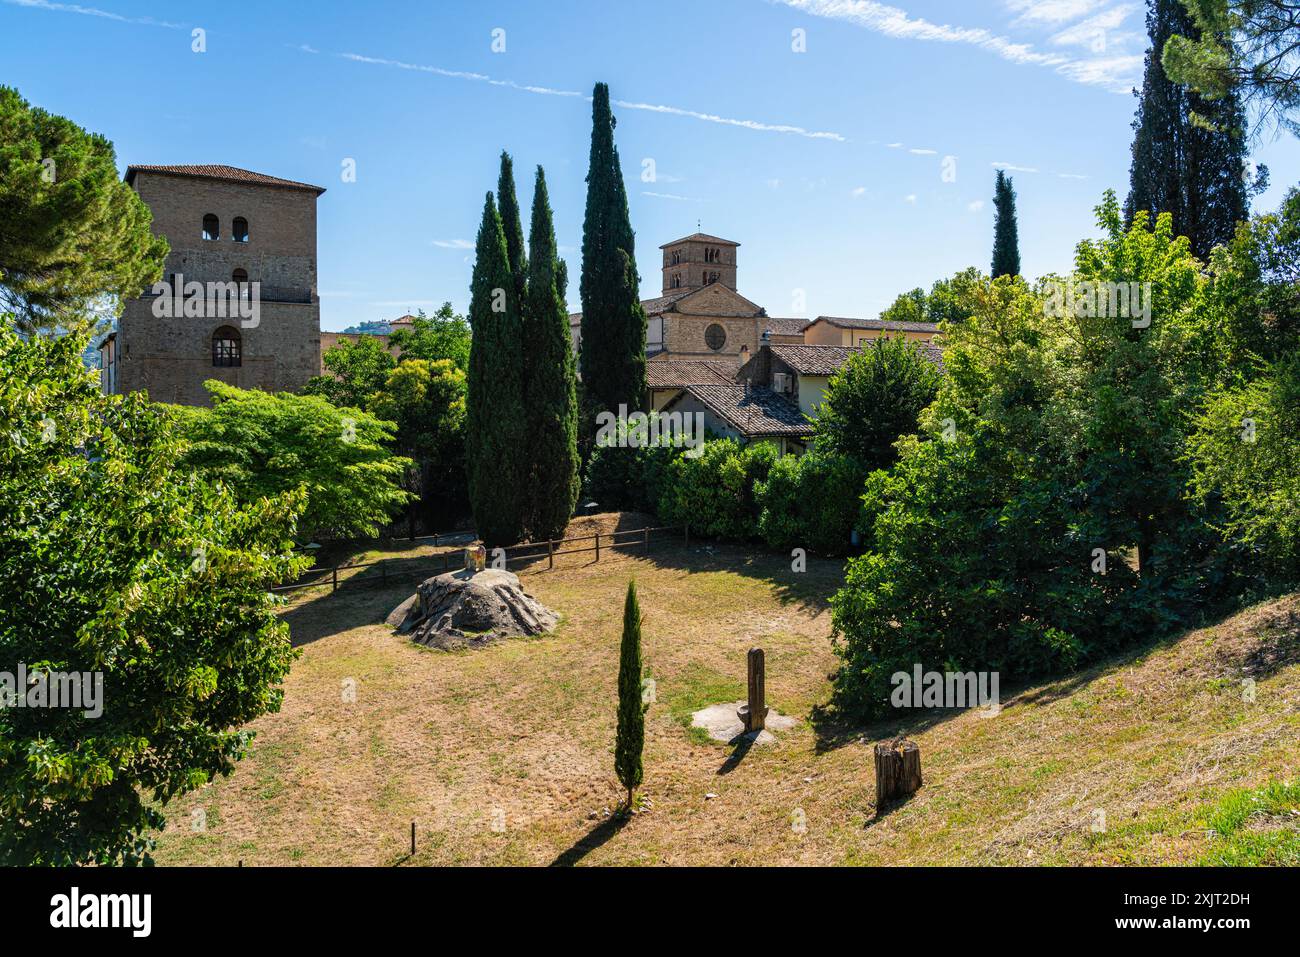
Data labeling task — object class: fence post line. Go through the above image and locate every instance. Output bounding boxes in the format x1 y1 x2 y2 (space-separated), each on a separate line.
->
332 566 338 592
595 533 601 563
548 538 554 570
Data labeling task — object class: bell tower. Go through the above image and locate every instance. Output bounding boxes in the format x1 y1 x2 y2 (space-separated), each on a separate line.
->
660 232 739 295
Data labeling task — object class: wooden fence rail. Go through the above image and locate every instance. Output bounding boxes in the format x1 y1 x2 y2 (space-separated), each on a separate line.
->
271 525 687 594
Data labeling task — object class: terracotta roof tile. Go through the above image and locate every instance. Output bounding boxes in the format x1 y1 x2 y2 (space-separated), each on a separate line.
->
813 315 940 334
679 384 812 438
125 164 326 194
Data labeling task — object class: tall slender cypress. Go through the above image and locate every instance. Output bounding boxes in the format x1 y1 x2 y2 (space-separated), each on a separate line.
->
579 83 647 445
497 151 528 299
1125 0 1250 260
523 166 581 541
615 580 646 810
991 169 1021 278
465 192 527 546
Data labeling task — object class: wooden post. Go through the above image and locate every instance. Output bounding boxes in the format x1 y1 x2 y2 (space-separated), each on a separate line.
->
874 738 922 813
644 526 650 553
332 566 338 592
737 647 768 732
410 821 416 856
547 538 554 570
595 533 601 563
433 533 440 548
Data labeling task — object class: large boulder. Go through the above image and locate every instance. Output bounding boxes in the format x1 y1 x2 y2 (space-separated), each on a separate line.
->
386 568 558 650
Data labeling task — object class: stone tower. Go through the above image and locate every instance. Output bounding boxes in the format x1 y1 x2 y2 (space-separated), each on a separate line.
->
101 164 325 406
660 232 739 296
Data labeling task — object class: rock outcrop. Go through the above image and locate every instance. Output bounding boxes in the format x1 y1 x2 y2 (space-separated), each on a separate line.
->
386 568 558 650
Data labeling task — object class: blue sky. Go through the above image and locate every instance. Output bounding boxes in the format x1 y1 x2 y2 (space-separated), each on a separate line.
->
4 0 1298 331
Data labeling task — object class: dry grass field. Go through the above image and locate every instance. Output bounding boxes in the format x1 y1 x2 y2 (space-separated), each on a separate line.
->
151 518 1300 866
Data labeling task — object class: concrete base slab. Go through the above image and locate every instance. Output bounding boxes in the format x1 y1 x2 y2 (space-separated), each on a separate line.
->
691 701 797 745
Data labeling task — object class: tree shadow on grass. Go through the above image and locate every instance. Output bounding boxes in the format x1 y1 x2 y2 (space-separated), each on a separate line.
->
634 541 844 616
549 814 630 867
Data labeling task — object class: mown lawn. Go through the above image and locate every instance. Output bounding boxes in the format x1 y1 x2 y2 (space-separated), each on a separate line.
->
152 529 1300 866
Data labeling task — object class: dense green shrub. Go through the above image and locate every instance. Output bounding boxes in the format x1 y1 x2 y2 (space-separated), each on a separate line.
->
755 451 864 556
583 419 684 515
658 439 777 541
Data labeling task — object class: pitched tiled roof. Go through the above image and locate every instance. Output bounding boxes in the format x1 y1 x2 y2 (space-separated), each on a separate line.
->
769 344 857 376
125 164 326 194
760 317 812 337
813 315 940 334
659 233 740 248
645 359 737 390
769 341 945 376
680 384 813 438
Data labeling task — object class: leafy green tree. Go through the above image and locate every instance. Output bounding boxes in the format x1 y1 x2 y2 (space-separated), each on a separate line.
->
1163 0 1300 138
991 169 1021 278
879 287 927 325
176 382 412 540
1126 0 1253 259
370 358 468 527
387 303 472 372
925 267 984 324
0 86 168 332
579 83 648 442
522 166 580 540
1188 352 1300 586
615 580 646 810
303 334 396 408
812 336 942 471
0 322 307 864
465 192 528 546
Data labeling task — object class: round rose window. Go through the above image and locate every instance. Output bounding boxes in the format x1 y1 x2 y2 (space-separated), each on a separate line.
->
705 323 726 351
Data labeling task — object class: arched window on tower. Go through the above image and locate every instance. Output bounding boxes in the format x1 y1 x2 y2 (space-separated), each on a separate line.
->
202 214 220 240
212 325 241 367
232 217 249 243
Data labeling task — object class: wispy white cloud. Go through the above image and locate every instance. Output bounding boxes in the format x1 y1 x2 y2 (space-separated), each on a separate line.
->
968 199 986 212
332 50 846 141
992 161 1039 173
2 0 182 27
1005 0 1106 26
432 239 473 249
903 193 917 204
908 147 938 155
770 0 1140 92
642 190 705 202
851 186 868 197
1056 172 1090 179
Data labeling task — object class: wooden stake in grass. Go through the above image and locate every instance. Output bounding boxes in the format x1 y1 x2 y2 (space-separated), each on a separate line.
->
874 737 922 814
615 580 646 811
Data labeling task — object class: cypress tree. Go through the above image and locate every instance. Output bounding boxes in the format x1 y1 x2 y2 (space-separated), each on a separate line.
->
465 191 527 546
615 580 646 810
523 166 581 541
1125 0 1250 260
991 169 1021 278
497 151 528 299
579 82 648 446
